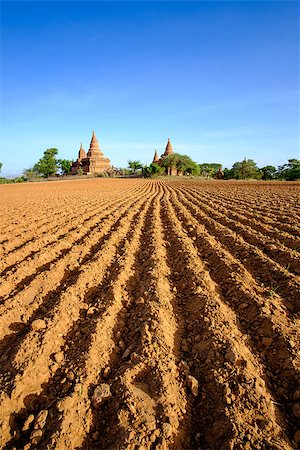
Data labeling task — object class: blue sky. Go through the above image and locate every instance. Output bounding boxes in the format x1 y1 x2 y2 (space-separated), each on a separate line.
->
0 1 299 177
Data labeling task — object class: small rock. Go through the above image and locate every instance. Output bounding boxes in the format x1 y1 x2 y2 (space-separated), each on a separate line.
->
54 352 64 363
30 429 43 445
13 429 21 440
92 431 100 441
92 384 112 408
293 390 300 401
262 337 273 347
225 348 238 363
292 403 300 418
186 375 199 396
162 423 172 438
34 410 48 429
294 430 300 443
87 307 97 316
102 367 111 378
22 414 35 431
122 348 131 359
31 319 46 331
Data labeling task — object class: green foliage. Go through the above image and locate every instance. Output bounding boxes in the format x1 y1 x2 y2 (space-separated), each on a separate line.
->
198 163 221 177
277 159 300 181
58 159 72 175
260 165 276 180
230 158 261 179
0 176 26 184
0 162 2 173
160 153 199 175
77 166 84 175
143 163 165 178
33 148 59 178
0 177 12 184
128 160 143 174
23 167 39 181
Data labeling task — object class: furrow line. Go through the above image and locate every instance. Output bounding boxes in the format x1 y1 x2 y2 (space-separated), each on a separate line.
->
173 186 300 313
0 187 145 291
176 186 300 274
0 188 149 366
0 183 149 257
160 185 292 449
182 186 300 252
83 183 187 449
4 187 158 450
166 185 300 444
193 187 300 235
0 189 154 447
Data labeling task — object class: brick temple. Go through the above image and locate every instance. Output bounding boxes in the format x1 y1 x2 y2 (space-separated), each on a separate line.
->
152 138 177 175
71 131 111 175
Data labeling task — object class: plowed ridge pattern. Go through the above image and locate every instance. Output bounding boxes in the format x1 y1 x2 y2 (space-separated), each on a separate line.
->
0 179 299 450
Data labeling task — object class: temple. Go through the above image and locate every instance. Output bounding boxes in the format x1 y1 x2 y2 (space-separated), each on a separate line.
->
152 138 177 175
71 131 111 175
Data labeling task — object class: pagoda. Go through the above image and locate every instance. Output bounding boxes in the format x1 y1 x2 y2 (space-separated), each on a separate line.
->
152 150 159 164
71 131 111 175
151 138 177 175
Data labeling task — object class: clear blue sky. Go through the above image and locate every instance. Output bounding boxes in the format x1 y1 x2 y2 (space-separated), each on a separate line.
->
0 1 299 177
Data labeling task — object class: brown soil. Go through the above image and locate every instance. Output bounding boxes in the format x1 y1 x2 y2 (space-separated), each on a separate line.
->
0 178 299 450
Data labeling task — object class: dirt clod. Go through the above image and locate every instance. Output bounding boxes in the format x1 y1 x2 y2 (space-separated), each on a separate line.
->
92 383 112 408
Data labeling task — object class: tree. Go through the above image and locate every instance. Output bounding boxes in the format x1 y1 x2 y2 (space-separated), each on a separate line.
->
260 165 276 180
160 154 180 175
0 162 2 173
33 148 58 178
277 159 300 181
23 167 39 181
143 163 165 178
198 163 221 178
177 154 199 175
231 158 261 179
58 159 72 176
128 160 143 174
160 153 199 175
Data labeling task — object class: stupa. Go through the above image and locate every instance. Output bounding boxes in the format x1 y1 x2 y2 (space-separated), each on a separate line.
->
152 150 159 164
71 131 111 175
151 138 177 175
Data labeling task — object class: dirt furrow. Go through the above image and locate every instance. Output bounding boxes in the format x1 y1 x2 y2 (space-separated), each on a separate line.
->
177 186 300 275
190 186 300 235
0 194 122 269
3 186 158 450
81 184 189 449
166 185 300 445
0 189 156 447
173 187 300 313
159 185 293 449
0 187 148 295
0 189 152 379
0 183 148 258
0 181 147 253
182 185 300 252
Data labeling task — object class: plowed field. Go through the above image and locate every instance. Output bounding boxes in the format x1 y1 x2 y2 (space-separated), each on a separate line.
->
0 179 299 450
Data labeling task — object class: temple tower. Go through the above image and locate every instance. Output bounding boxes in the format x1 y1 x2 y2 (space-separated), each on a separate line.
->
163 138 174 157
78 142 86 161
152 150 159 164
71 131 111 175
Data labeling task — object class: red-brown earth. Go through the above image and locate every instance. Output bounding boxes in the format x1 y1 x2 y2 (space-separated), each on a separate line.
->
0 178 299 449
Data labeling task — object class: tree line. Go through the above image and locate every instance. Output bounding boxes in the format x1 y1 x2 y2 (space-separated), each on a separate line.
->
0 150 299 182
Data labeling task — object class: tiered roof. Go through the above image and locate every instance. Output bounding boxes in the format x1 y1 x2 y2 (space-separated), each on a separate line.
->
87 130 104 157
163 138 174 156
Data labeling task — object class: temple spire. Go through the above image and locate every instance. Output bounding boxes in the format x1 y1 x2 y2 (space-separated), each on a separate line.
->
78 142 86 161
152 149 159 163
163 138 174 156
87 130 103 157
